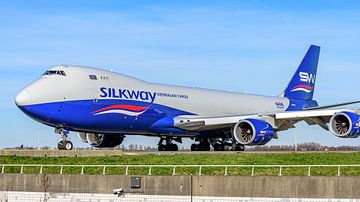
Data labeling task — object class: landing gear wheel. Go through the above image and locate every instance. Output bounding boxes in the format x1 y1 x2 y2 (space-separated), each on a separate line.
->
56 129 73 150
158 143 178 151
57 141 65 150
213 143 224 151
58 140 73 150
169 144 178 151
158 144 166 151
64 141 74 150
158 137 180 151
231 143 245 151
199 142 210 151
191 143 210 151
191 138 211 151
191 144 198 151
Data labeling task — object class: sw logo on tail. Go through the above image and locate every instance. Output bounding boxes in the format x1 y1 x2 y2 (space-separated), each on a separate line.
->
299 72 316 83
290 72 316 93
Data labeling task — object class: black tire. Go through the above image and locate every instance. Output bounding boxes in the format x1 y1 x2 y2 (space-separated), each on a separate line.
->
190 144 198 151
213 144 219 151
213 143 224 151
232 143 245 151
199 143 210 151
57 141 65 150
224 145 232 151
237 145 245 151
170 144 178 151
158 144 166 151
231 143 236 151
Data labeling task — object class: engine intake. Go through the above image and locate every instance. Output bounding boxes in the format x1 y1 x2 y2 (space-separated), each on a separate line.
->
86 133 124 147
330 111 360 138
233 118 274 145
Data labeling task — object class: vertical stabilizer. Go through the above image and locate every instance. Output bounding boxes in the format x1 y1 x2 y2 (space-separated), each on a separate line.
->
283 45 320 100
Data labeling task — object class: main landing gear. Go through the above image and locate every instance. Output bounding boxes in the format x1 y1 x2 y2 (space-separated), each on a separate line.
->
190 138 211 151
205 137 245 151
158 137 180 151
212 142 244 151
56 128 74 150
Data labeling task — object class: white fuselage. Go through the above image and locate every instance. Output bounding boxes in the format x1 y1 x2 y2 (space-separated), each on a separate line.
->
15 65 290 135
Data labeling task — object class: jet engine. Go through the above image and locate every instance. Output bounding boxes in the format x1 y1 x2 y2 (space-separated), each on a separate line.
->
232 118 274 145
329 111 360 138
77 132 88 143
86 133 125 147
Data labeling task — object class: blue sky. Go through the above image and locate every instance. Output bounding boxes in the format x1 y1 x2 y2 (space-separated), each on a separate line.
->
1 0 360 148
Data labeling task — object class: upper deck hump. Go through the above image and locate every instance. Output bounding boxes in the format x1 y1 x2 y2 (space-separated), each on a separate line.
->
47 65 146 84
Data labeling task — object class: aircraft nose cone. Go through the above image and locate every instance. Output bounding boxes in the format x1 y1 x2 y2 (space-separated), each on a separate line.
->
15 89 32 106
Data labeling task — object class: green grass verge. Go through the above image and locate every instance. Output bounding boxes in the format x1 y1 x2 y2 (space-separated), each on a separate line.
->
1 152 360 176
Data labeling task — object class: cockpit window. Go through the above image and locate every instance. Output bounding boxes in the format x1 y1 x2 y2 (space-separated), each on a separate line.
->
43 70 66 76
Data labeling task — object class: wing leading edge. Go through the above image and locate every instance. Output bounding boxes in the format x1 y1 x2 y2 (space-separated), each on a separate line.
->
174 108 360 132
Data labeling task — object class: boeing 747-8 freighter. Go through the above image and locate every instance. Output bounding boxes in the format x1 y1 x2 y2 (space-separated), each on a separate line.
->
15 45 360 151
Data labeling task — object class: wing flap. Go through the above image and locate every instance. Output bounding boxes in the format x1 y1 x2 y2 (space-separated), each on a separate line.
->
174 115 254 131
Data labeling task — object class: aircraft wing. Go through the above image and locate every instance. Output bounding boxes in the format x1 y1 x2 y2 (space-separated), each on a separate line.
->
303 100 360 111
173 108 360 132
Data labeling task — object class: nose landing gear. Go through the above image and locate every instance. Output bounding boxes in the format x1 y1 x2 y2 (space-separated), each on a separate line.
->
58 139 73 150
56 128 74 150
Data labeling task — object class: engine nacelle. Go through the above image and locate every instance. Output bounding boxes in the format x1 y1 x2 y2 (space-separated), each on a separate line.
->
329 111 360 138
86 133 125 147
233 118 274 145
77 132 88 143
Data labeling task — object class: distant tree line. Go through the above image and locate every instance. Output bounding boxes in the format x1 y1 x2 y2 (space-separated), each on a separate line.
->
4 142 360 151
248 142 360 151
